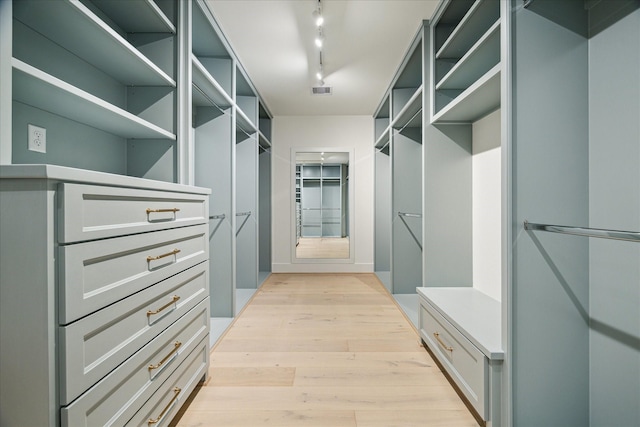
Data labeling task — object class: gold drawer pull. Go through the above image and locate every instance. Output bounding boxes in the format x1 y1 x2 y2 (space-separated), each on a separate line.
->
433 332 453 352
146 208 180 214
148 387 181 425
147 295 180 317
147 249 180 262
148 342 182 371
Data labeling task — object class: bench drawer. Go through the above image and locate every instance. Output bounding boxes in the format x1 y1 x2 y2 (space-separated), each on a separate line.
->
420 300 488 418
61 298 209 427
59 224 208 323
59 263 208 405
59 183 208 243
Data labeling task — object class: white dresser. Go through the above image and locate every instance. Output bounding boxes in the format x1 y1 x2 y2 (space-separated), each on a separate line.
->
0 165 211 427
417 287 503 427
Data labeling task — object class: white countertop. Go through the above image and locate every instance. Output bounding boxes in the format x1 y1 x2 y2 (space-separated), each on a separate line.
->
0 164 210 195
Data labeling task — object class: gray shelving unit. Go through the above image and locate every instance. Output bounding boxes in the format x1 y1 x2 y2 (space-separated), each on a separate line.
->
374 23 426 296
509 1 639 426
8 0 178 181
190 0 272 335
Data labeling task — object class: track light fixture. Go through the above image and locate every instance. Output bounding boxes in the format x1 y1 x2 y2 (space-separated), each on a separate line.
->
312 0 326 88
315 29 324 48
312 0 323 27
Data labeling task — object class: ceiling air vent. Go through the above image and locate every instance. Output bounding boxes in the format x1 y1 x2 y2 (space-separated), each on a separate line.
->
312 86 332 95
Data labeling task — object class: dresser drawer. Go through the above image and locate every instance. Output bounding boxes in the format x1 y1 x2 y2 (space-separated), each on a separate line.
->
59 224 208 324
61 298 209 427
59 183 208 243
126 338 209 427
59 263 208 405
420 300 488 418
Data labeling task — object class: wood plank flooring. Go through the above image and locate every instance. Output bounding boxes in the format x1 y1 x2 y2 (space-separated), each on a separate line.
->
172 273 478 427
296 237 350 259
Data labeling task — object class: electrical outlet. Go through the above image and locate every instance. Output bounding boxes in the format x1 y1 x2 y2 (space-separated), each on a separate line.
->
28 124 46 153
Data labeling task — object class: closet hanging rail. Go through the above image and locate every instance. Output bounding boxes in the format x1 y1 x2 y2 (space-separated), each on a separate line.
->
193 84 228 116
395 108 422 134
236 211 252 217
398 212 422 218
524 221 640 243
398 212 423 251
209 214 226 220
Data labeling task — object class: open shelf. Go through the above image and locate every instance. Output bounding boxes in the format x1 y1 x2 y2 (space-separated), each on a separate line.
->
258 132 271 149
236 108 258 135
13 59 176 140
375 128 391 150
392 85 423 129
432 64 500 123
13 0 175 87
90 0 176 33
436 21 500 90
192 55 233 109
436 0 499 60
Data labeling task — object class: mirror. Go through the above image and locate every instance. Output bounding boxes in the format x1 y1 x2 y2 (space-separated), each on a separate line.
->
293 150 353 261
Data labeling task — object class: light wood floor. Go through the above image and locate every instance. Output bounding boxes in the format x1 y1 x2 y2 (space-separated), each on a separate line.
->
172 273 478 427
296 237 350 259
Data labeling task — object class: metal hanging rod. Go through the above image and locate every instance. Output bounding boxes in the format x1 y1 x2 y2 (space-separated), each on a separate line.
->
524 221 640 243
236 211 252 217
398 212 422 218
193 84 228 116
397 213 423 251
209 214 226 220
395 108 423 134
523 0 535 8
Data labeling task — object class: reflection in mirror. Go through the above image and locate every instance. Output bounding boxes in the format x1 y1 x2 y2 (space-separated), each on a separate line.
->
295 152 349 259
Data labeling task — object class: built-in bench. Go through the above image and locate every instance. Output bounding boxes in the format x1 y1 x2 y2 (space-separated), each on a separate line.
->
417 287 503 427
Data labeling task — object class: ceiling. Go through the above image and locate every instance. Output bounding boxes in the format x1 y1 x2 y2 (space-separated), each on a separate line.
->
206 0 439 117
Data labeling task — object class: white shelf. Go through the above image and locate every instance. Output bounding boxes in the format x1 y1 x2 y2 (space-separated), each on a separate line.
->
13 0 175 87
0 164 209 195
236 108 258 134
192 55 233 109
391 85 423 130
432 63 500 123
417 287 503 360
436 21 500 90
13 59 176 140
90 0 175 33
258 131 271 149
375 128 391 150
436 0 499 60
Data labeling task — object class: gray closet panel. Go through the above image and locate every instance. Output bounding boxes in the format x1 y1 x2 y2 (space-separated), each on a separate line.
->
512 5 590 426
375 149 391 275
423 124 472 287
127 139 176 182
258 148 271 273
194 107 234 317
392 128 422 294
12 102 127 175
235 133 258 289
588 9 639 426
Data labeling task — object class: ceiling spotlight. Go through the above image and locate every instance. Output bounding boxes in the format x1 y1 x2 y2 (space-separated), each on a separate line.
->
312 5 324 27
315 34 324 48
316 70 323 80
312 10 324 27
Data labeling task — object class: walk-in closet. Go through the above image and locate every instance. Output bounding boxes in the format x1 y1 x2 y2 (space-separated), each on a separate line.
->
1 0 638 426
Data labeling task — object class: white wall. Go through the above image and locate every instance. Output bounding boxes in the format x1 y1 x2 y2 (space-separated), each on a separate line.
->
472 109 501 301
272 115 374 272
